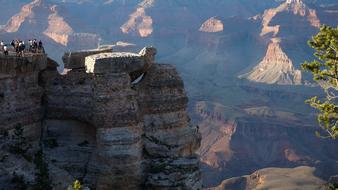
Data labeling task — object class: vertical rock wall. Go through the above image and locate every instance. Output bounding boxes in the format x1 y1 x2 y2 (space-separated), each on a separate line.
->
0 55 46 138
93 72 144 189
137 64 202 189
0 47 202 190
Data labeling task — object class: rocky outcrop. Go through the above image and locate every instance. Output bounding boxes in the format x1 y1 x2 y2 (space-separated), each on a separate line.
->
199 17 224 33
0 47 201 189
1 0 43 33
195 100 338 187
121 0 154 37
62 47 113 69
211 166 326 190
43 5 74 46
137 64 201 189
239 38 302 85
256 0 321 37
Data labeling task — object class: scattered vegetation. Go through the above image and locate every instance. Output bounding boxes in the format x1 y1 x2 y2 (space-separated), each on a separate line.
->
67 180 82 190
301 25 338 139
327 183 337 190
73 180 82 190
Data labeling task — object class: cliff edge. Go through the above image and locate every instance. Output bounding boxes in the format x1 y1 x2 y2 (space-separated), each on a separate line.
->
0 47 201 190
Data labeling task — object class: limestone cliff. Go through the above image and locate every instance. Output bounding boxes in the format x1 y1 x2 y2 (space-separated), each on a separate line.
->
0 47 201 189
239 38 302 85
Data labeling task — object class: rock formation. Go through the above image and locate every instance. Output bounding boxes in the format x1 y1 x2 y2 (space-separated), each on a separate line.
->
43 5 74 46
0 47 201 189
199 17 224 33
1 0 43 33
120 0 154 37
210 166 326 190
255 0 320 37
194 100 338 187
239 38 302 85
1 0 99 47
0 54 46 138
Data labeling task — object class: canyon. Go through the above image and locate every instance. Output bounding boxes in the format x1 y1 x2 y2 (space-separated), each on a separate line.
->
0 0 337 189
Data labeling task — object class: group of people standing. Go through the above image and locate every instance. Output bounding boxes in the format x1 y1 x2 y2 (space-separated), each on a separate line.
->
0 39 44 57
0 41 8 55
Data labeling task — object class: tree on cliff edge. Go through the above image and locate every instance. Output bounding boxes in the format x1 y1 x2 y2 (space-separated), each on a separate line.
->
302 25 338 139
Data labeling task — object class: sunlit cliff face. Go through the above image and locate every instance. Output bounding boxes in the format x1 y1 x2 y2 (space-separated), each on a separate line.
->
257 0 320 37
121 0 154 37
43 5 74 46
239 38 302 85
2 0 43 33
2 0 74 45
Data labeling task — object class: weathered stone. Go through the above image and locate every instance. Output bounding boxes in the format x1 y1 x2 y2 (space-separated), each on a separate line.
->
63 47 112 69
137 64 202 189
0 54 46 139
85 47 156 81
0 47 201 190
85 52 145 74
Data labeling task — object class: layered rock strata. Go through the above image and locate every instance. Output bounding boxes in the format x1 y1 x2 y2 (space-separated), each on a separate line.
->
0 54 47 139
239 38 302 85
0 47 201 189
137 64 202 189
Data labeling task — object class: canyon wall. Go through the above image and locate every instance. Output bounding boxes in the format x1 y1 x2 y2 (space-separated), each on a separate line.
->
0 47 201 190
0 54 47 138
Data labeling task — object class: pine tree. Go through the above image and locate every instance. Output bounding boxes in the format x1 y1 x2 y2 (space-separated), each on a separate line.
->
302 25 338 139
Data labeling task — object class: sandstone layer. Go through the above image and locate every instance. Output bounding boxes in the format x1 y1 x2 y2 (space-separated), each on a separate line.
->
239 38 301 85
0 47 201 190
